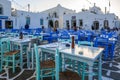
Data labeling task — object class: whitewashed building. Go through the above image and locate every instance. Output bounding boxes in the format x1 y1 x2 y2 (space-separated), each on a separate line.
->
63 4 120 30
0 0 14 29
42 4 75 29
1 0 120 30
12 4 75 29
12 10 48 29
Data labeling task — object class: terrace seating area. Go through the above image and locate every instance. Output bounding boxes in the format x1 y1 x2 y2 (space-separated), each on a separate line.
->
0 28 120 80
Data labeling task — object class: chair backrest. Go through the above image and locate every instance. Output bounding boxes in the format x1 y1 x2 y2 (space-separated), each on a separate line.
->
78 41 93 46
34 44 59 80
58 38 71 43
94 37 108 47
34 44 40 80
0 38 10 54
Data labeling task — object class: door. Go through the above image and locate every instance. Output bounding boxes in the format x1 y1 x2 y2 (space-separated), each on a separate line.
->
5 20 13 29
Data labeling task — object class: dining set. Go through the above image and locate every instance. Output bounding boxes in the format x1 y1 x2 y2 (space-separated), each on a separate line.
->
0 28 118 80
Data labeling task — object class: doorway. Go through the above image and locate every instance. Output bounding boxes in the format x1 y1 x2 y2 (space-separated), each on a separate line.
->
93 21 99 30
55 20 59 28
5 20 13 29
71 20 76 29
104 20 109 29
48 20 53 28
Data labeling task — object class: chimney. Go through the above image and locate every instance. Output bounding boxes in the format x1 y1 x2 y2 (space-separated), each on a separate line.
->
94 3 96 6
105 7 107 14
28 4 30 12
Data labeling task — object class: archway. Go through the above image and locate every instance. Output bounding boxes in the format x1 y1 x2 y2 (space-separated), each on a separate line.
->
104 20 109 29
48 20 53 28
92 21 99 30
55 20 59 28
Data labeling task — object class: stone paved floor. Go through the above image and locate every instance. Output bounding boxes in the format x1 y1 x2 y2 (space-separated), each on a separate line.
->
0 37 120 80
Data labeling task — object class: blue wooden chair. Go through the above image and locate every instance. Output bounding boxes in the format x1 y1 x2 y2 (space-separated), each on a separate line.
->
94 37 109 60
27 38 39 69
56 47 81 80
78 41 98 80
0 38 20 73
34 44 55 80
78 41 93 47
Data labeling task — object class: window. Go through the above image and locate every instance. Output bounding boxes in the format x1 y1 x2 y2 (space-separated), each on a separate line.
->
40 19 43 25
79 19 83 26
54 12 57 18
0 4 3 15
26 16 30 25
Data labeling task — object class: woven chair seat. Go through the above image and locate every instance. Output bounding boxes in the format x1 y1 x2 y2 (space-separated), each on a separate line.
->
40 60 55 69
60 70 81 80
4 50 20 56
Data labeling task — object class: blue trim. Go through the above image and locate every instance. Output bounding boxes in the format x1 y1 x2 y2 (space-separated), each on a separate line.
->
0 16 8 19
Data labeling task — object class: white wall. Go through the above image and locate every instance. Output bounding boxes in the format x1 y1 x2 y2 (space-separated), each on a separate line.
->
42 4 75 28
0 0 11 16
63 11 119 30
0 0 11 29
14 10 48 29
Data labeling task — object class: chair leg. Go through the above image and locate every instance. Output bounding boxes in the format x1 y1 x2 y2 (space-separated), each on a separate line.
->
72 60 75 71
36 66 40 80
27 52 30 68
0 59 2 71
0 54 3 71
78 62 81 75
32 48 34 69
59 54 62 71
13 55 15 73
82 63 86 80
0 64 1 71
6 57 9 66
104 48 108 60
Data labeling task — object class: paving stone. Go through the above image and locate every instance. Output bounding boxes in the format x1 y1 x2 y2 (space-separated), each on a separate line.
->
14 70 35 80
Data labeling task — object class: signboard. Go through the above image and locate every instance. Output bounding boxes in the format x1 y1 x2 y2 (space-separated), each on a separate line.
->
0 16 8 19
72 16 76 20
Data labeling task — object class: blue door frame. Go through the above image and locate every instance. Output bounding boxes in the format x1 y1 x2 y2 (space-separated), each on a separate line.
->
0 20 2 29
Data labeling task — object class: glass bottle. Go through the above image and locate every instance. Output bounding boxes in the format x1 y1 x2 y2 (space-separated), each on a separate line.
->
71 35 75 49
19 32 23 39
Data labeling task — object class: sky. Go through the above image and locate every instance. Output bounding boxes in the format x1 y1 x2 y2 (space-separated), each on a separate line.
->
9 0 120 18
